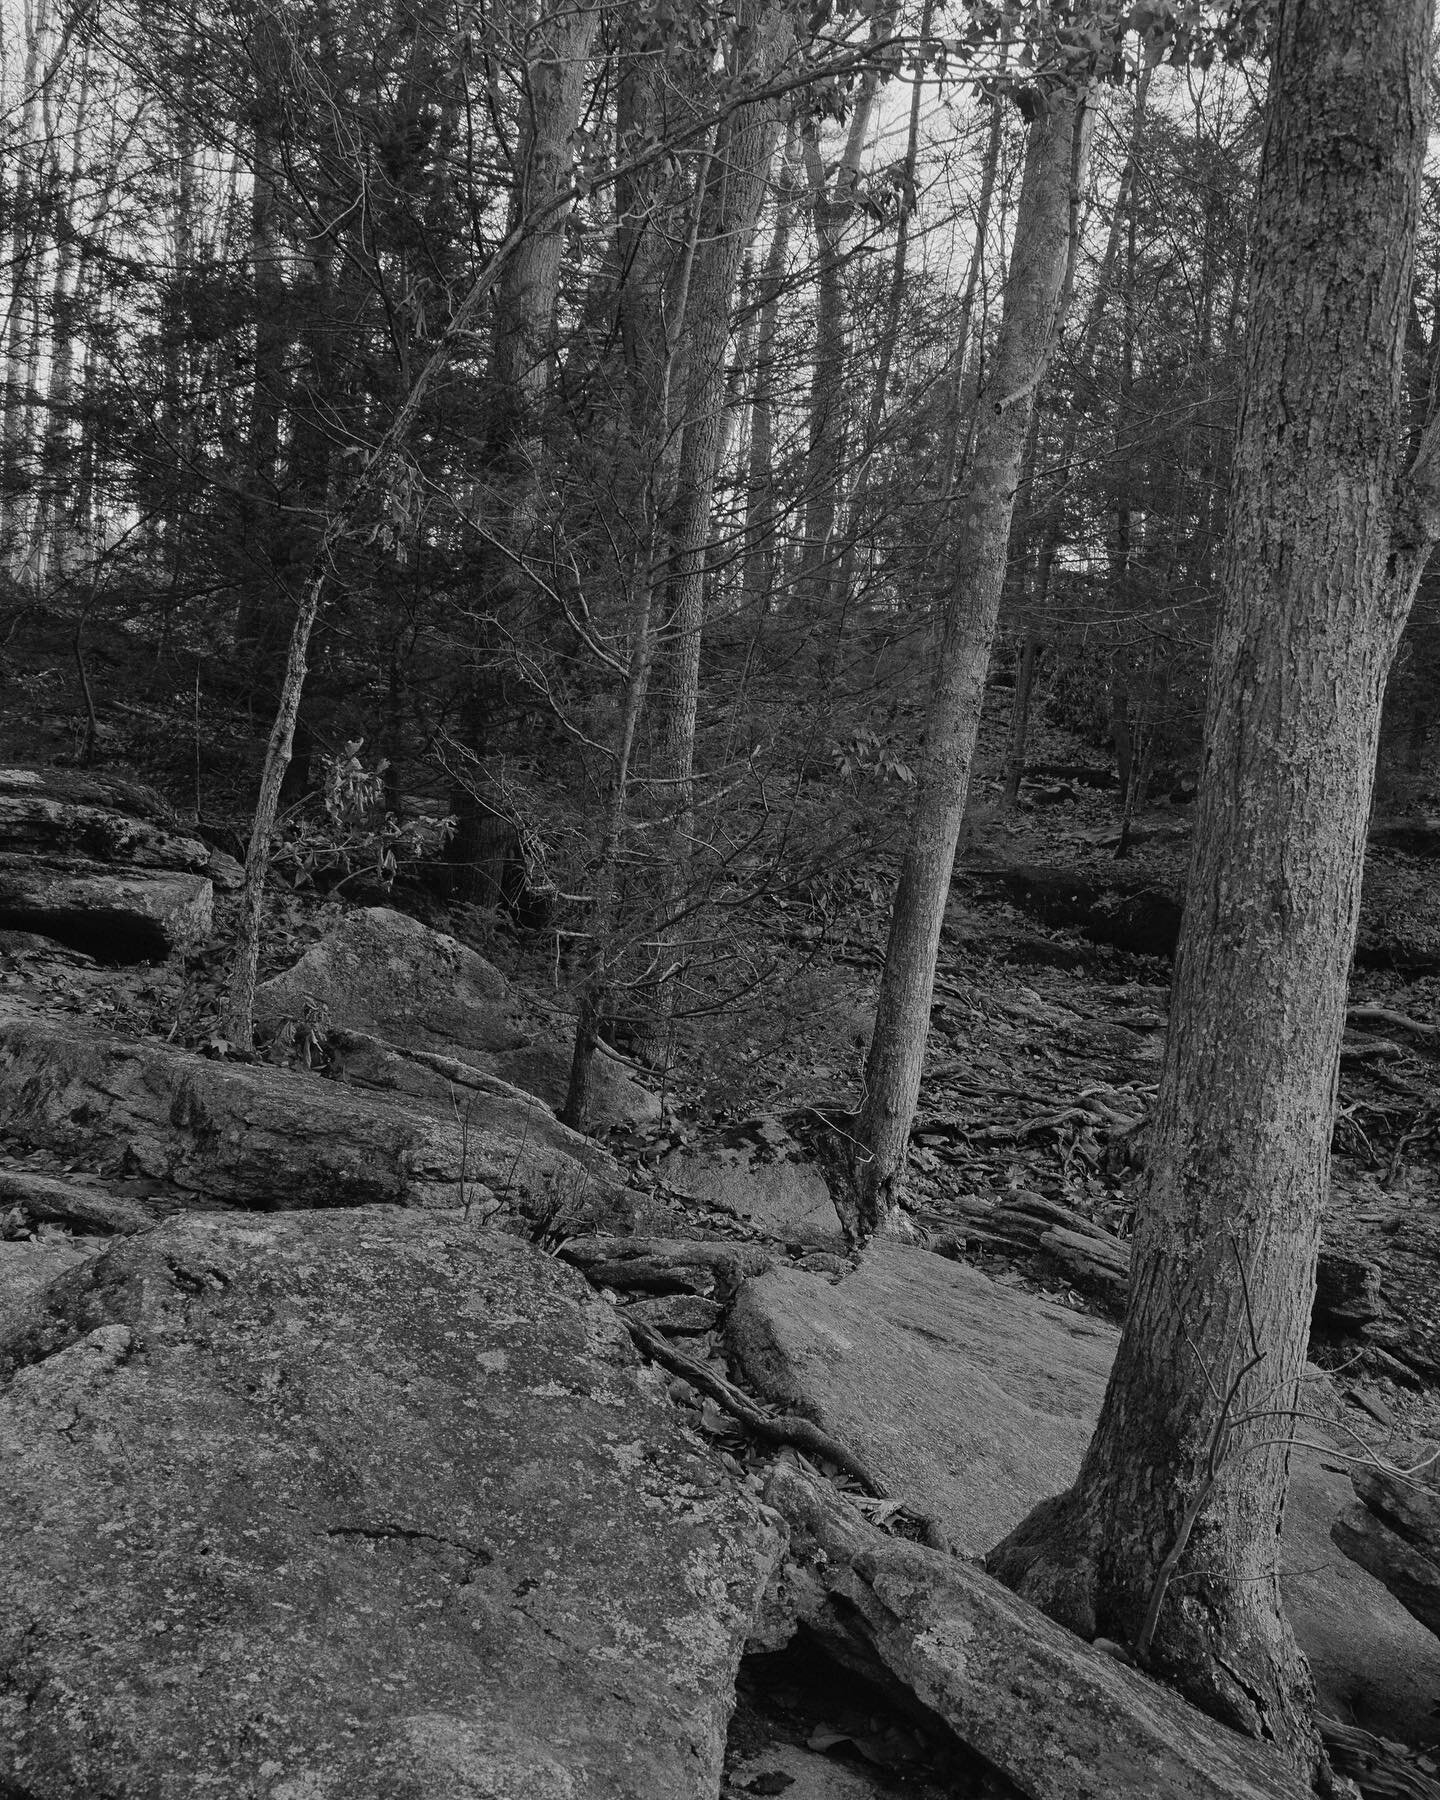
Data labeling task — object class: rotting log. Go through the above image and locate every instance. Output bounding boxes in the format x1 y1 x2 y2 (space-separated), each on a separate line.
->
765 1460 1311 1800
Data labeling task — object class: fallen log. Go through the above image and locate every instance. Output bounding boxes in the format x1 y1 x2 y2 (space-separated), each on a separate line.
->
764 1459 1310 1800
925 1192 1380 1339
1038 1225 1130 1302
1346 1004 1440 1047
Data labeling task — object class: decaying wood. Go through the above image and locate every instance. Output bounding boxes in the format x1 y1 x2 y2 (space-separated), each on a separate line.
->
927 1186 1384 1331
1319 1716 1440 1800
1342 1038 1407 1066
1346 1004 1440 1047
763 1459 1310 1800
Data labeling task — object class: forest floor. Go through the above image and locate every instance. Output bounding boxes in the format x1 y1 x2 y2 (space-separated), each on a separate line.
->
6 688 1440 1794
7 677 1438 1456
639 716 1440 1466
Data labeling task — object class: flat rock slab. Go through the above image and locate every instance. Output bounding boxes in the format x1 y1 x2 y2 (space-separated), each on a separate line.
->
259 907 659 1128
663 1118 844 1248
0 996 622 1221
0 1208 784 1798
728 1241 1440 1745
0 1166 155 1237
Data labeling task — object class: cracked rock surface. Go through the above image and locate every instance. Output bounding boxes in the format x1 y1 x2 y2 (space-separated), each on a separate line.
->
0 1207 784 1799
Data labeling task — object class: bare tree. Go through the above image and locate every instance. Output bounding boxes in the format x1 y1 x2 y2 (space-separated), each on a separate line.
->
828 24 1103 1246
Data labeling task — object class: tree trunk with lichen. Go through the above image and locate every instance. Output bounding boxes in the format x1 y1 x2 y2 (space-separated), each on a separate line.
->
988 1 1437 1782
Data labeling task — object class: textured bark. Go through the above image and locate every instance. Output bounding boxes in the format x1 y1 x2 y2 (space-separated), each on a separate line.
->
1002 66 1151 806
0 0 49 562
18 33 91 584
988 1 1436 1777
838 74 1096 1246
246 7 287 527
826 2 932 625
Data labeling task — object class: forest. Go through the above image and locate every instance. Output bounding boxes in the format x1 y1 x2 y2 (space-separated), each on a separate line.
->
3 0 1440 1797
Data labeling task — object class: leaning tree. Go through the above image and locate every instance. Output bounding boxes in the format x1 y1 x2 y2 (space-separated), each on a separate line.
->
988 0 1440 1781
829 0 1113 1245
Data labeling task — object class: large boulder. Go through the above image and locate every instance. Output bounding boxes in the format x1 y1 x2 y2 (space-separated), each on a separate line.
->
727 1241 1440 1746
0 767 218 961
0 1208 784 1798
0 994 622 1223
257 907 660 1129
256 905 527 1053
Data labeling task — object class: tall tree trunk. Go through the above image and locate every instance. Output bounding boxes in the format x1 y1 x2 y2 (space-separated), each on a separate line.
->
448 0 602 905
1107 92 1140 812
247 6 287 526
827 0 933 624
989 2 1439 1780
0 0 51 566
935 37 1009 508
640 0 796 1060
1001 65 1151 812
796 11 890 626
561 123 714 1123
830 69 1096 1247
739 118 799 618
490 0 602 447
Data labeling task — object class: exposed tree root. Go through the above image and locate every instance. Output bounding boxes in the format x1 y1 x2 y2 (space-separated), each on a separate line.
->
987 1488 1334 1793
622 1317 951 1552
